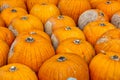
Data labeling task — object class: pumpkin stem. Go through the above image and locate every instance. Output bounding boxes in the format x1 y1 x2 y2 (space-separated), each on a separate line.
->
30 32 36 35
9 66 17 72
99 23 106 26
26 37 34 43
99 12 104 17
21 16 28 20
111 55 119 61
73 40 81 44
11 9 17 12
57 56 67 62
58 15 64 19
106 1 111 4
65 26 71 31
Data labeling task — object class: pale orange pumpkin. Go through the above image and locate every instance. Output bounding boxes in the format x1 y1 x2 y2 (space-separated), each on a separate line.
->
78 9 109 30
83 21 116 45
56 38 95 63
58 0 91 23
9 14 44 36
45 15 76 36
1 7 28 26
0 63 38 80
38 53 89 80
8 34 55 72
0 15 5 27
30 3 60 24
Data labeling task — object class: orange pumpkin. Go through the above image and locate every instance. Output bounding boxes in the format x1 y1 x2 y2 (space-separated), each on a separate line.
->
58 0 91 23
96 0 120 19
8 34 55 72
0 27 15 46
78 9 109 30
89 51 120 80
0 63 38 80
83 21 116 45
38 53 89 80
30 3 60 24
1 7 28 26
9 14 44 36
56 38 95 63
95 28 120 53
0 15 5 27
45 15 76 36
51 26 86 49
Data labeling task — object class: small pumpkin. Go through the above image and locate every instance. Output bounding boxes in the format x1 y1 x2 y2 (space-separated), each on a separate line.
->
56 38 95 63
0 15 5 27
38 53 89 80
83 21 116 45
78 9 109 30
45 15 76 36
9 14 44 36
51 26 86 49
1 7 28 26
0 63 38 80
8 34 55 72
89 51 120 80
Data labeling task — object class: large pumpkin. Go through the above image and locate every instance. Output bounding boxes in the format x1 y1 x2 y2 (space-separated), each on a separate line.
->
30 3 60 24
9 14 44 36
1 7 28 26
56 38 95 63
58 0 91 23
8 34 55 72
0 15 5 27
38 53 89 80
83 21 116 45
89 51 120 80
0 63 38 80
78 9 109 30
45 15 76 36
51 26 86 49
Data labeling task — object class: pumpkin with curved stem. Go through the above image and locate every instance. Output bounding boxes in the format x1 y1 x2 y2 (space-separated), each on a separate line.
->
30 3 60 24
8 34 55 72
89 51 120 80
51 26 86 49
0 63 38 80
83 21 116 45
78 9 109 30
38 53 89 80
1 7 28 26
56 38 95 63
0 15 5 27
9 14 44 36
45 15 76 36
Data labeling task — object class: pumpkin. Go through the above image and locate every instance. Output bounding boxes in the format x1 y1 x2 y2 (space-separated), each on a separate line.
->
83 21 116 45
1 7 28 26
38 53 89 80
0 63 38 80
89 51 120 80
95 28 120 53
45 15 76 36
0 27 15 46
27 0 59 11
9 14 44 36
8 34 55 72
51 26 86 49
0 15 5 27
0 0 26 12
96 0 120 19
56 38 95 63
30 3 60 24
58 0 91 23
78 9 109 30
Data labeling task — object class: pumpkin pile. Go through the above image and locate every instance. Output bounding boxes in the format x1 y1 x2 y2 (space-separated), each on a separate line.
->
1 0 120 80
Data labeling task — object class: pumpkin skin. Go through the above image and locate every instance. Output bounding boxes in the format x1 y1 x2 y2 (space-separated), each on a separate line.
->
56 38 95 63
0 15 5 27
0 27 15 46
95 28 120 53
1 7 28 26
45 15 76 36
89 51 120 80
83 21 116 45
58 0 91 23
8 34 55 72
0 63 38 80
38 53 89 80
96 0 120 19
78 9 109 30
9 14 44 36
51 26 86 49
